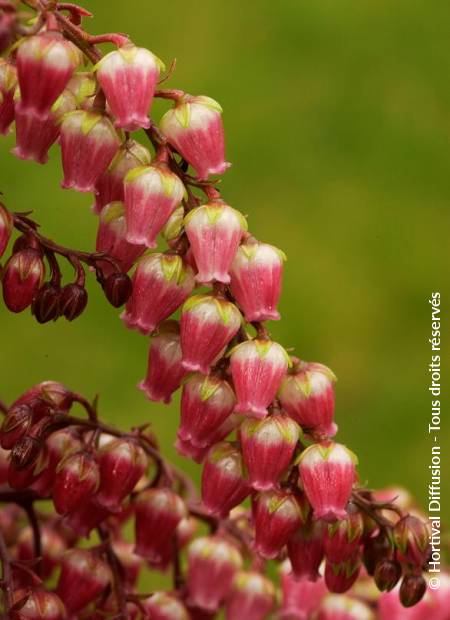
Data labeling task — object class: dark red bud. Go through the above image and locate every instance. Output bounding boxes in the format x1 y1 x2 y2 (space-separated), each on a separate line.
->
102 272 132 307
0 404 33 449
374 558 402 592
2 248 45 313
399 573 427 607
60 283 88 320
12 233 42 255
363 530 392 575
10 435 42 470
32 283 61 323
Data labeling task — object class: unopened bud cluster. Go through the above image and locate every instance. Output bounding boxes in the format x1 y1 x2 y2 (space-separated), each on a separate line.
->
0 2 445 619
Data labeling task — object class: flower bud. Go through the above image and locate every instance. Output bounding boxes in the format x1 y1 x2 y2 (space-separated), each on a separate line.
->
323 504 364 562
363 530 393 576
225 571 276 620
287 519 324 582
186 536 242 611
53 450 99 515
16 32 80 118
139 321 186 403
201 441 249 518
240 414 300 490
112 540 143 588
253 490 306 559
324 552 361 593
10 435 41 470
64 498 111 537
374 559 402 592
60 110 120 192
12 381 73 420
56 548 111 613
181 295 241 374
298 441 358 521
12 588 66 620
230 239 285 322
102 271 133 307
318 594 374 620
96 44 163 130
16 524 66 581
230 339 290 418
59 283 88 320
31 428 81 496
8 445 48 489
0 404 33 449
31 283 61 323
121 253 195 334
0 59 17 135
184 201 247 284
95 438 147 511
2 248 45 313
160 95 230 180
399 573 427 607
96 202 145 275
0 202 12 258
134 487 187 566
393 515 430 568
13 90 77 164
175 412 242 463
280 567 327 620
279 360 337 437
94 140 151 214
142 592 190 620
162 205 185 242
178 374 236 447
124 162 185 247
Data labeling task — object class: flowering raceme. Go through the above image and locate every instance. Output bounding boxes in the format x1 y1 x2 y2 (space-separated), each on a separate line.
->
0 3 442 619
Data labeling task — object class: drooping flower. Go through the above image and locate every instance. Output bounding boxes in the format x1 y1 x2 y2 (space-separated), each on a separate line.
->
230 339 290 418
96 44 163 130
0 59 17 135
124 162 185 247
225 571 276 620
142 592 191 620
121 253 195 334
323 503 364 563
229 238 285 322
2 248 45 313
298 441 357 521
160 95 230 180
184 201 247 284
53 450 100 515
180 295 241 374
287 519 324 582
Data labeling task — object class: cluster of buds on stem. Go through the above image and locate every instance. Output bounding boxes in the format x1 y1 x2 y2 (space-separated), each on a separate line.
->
0 2 445 619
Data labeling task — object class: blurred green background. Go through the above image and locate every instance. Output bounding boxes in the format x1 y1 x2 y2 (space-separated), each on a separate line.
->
1 0 449 529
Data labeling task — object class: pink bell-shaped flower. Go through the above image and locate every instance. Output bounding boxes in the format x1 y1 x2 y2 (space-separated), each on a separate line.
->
13 90 77 164
96 44 163 131
253 490 307 559
96 201 145 276
186 536 242 611
201 441 249 518
95 438 147 512
280 565 327 620
16 31 80 118
184 200 247 284
176 412 242 464
287 519 324 582
180 295 242 374
393 515 430 568
279 359 337 437
225 571 276 620
0 59 16 135
160 95 230 180
323 503 364 563
178 373 236 447
134 487 187 567
124 162 185 247
318 594 373 620
298 441 358 522
56 548 111 613
142 592 191 620
0 203 12 259
52 450 100 516
2 248 45 313
230 238 285 322
93 139 151 214
139 320 186 404
230 339 290 418
240 413 300 490
59 110 121 192
324 551 361 593
121 253 195 334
